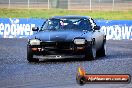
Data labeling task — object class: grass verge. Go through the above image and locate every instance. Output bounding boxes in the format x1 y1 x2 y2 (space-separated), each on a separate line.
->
0 8 132 20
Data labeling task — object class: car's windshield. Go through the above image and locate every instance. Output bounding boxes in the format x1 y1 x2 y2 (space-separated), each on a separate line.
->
42 18 92 31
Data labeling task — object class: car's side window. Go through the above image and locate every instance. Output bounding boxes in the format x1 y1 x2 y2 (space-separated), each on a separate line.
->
78 19 92 31
89 18 97 30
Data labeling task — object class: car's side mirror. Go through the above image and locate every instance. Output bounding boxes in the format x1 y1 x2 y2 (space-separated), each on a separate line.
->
32 27 39 31
94 26 100 30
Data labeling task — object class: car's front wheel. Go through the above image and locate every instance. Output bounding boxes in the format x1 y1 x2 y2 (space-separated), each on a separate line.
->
96 40 106 57
85 41 96 61
27 46 39 62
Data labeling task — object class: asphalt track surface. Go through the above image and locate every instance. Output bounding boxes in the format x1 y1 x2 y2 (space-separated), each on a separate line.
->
0 38 132 88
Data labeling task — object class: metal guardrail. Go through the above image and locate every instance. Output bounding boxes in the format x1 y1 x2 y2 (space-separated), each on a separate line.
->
0 0 132 11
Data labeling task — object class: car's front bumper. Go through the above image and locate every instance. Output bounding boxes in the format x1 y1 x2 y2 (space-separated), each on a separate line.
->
33 55 84 61
27 41 91 58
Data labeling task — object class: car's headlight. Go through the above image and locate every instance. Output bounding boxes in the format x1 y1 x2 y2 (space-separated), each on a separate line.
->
29 39 41 45
74 39 85 45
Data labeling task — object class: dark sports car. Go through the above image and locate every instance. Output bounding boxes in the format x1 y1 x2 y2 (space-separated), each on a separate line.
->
27 15 106 62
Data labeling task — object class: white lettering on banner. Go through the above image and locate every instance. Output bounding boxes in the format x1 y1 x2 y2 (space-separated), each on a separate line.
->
0 23 4 35
114 25 122 40
107 26 114 40
30 24 34 35
11 24 16 35
4 24 11 38
101 25 132 40
16 24 24 35
0 23 35 38
129 26 132 40
122 25 131 39
25 24 31 36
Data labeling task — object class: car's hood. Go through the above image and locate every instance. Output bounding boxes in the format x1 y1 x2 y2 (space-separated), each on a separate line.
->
29 30 92 42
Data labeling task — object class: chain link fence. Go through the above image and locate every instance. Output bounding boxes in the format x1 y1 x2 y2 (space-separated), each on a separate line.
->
0 0 132 11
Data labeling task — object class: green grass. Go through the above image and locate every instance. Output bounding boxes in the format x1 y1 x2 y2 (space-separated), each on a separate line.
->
0 8 132 20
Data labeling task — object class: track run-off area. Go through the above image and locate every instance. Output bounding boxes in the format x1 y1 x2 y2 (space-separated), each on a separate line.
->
0 38 132 88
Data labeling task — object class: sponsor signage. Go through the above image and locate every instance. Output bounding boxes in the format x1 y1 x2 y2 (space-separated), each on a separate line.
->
0 18 44 38
0 18 132 40
76 67 131 85
96 20 132 40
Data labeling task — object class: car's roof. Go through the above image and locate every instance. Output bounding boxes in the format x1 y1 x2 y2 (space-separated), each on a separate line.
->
50 15 91 19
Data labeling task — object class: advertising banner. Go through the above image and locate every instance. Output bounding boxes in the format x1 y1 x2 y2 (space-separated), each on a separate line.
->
0 18 44 38
96 20 132 40
0 18 132 40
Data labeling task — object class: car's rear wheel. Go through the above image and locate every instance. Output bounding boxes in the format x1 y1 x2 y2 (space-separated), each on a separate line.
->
96 40 106 57
85 41 96 61
27 46 39 62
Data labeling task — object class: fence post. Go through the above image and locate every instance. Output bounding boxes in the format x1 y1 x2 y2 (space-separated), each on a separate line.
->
8 0 10 8
68 0 70 10
28 0 29 9
48 0 50 9
99 0 101 11
112 0 114 11
90 0 91 11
